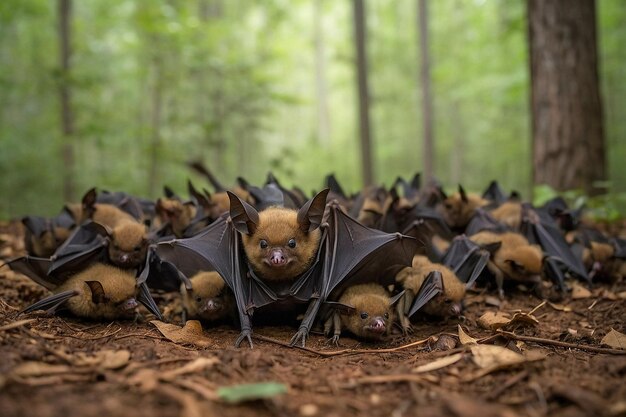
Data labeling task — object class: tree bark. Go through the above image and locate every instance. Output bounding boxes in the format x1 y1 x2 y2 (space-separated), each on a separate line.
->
417 0 434 184
352 0 374 187
148 55 163 197
58 0 75 202
528 0 605 195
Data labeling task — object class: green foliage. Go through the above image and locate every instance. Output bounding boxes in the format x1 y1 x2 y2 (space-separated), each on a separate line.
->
217 382 287 403
533 184 625 222
0 0 624 218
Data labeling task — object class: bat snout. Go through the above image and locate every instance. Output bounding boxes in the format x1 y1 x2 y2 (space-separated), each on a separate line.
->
449 302 462 316
366 317 387 334
268 250 287 267
123 298 138 311
201 299 221 312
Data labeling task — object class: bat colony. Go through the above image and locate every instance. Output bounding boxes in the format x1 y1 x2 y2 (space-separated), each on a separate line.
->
5 165 625 347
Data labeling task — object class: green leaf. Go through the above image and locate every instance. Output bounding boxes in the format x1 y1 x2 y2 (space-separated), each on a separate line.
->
217 382 288 404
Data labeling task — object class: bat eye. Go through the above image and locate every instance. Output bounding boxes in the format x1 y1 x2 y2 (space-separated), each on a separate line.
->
133 245 141 251
260 240 268 249
287 238 296 248
444 299 452 304
360 312 369 319
195 296 202 302
384 313 389 319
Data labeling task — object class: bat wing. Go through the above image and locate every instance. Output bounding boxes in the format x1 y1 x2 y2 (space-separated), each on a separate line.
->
4 256 58 290
48 221 108 276
442 235 489 288
521 205 589 283
22 290 79 314
22 216 50 237
408 271 443 317
137 282 163 320
321 204 420 300
138 249 190 292
466 208 510 236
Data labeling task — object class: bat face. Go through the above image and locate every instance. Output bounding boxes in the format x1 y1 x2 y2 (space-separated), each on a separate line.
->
438 192 488 229
107 222 148 269
242 208 322 281
26 226 72 258
181 271 235 322
339 284 393 341
60 264 139 320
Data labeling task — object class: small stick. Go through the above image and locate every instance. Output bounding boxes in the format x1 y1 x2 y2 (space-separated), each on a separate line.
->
0 318 36 332
483 370 528 400
496 330 626 355
253 334 430 357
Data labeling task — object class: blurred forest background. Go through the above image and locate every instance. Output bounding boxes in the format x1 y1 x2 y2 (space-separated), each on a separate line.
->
0 0 625 219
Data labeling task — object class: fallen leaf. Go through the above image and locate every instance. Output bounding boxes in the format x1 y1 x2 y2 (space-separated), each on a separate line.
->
548 302 572 312
484 296 501 307
458 325 478 345
571 283 592 299
601 329 626 350
477 311 511 330
413 353 464 373
433 334 458 351
217 382 288 403
100 350 131 369
600 290 618 301
617 291 626 300
151 320 213 348
160 357 220 381
470 345 545 377
509 312 539 327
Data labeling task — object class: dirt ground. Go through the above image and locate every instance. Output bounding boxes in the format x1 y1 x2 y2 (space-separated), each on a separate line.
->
1 221 625 417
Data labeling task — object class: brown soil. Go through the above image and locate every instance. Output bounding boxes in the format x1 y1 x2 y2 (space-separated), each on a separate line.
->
1 221 625 417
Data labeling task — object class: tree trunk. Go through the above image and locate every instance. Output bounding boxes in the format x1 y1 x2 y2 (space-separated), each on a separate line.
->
352 0 374 187
58 0 75 202
528 0 605 195
148 55 163 197
314 0 331 144
417 0 434 183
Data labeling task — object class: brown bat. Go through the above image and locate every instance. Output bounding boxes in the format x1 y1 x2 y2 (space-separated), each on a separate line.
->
80 188 140 228
395 255 465 333
22 263 139 320
470 231 543 297
107 221 149 269
155 198 198 238
22 217 72 258
323 283 400 344
180 271 235 323
437 185 488 230
490 201 522 230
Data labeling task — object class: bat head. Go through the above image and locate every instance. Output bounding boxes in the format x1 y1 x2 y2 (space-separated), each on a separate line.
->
65 264 138 320
182 271 234 321
156 198 197 237
339 284 395 341
496 244 543 283
230 189 329 281
107 221 148 269
438 188 488 229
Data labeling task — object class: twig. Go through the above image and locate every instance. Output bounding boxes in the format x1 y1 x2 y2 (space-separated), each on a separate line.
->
253 334 430 357
114 332 167 341
483 370 528 400
0 318 36 332
63 326 122 340
496 330 626 355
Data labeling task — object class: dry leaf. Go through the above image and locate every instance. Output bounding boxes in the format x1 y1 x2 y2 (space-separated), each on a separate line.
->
470 345 545 377
458 325 478 345
600 290 618 301
571 283 592 299
484 296 501 307
477 311 511 330
509 312 539 327
617 291 626 300
151 320 213 348
99 350 131 369
160 357 220 381
601 329 626 350
548 302 572 312
413 353 464 373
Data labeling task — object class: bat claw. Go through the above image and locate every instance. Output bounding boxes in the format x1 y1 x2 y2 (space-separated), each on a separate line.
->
289 328 309 348
328 335 340 346
235 329 254 348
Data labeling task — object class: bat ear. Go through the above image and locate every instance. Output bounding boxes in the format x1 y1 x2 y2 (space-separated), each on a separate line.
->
85 280 108 304
458 185 468 203
228 191 259 235
297 188 329 232
82 188 97 210
481 241 502 254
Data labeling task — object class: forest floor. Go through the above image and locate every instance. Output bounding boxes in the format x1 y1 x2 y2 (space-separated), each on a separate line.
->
1 221 625 417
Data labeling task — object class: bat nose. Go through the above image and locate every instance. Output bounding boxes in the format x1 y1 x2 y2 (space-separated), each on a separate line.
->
369 317 386 333
270 250 286 266
123 298 138 310
450 302 462 316
206 299 220 311
120 254 130 263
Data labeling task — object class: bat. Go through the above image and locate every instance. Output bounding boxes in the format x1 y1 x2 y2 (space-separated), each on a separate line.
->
470 231 543 297
154 189 419 347
348 185 389 228
180 271 236 324
441 235 491 288
437 185 489 231
22 216 73 258
568 227 623 282
520 203 589 291
322 283 403 344
395 256 465 333
21 263 141 320
79 188 142 227
465 208 511 236
482 180 508 206
155 197 199 238
324 173 353 212
489 201 523 230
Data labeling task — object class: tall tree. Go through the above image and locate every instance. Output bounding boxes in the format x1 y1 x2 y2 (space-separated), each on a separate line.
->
417 0 434 183
353 0 374 187
314 0 331 144
58 0 75 201
528 0 605 195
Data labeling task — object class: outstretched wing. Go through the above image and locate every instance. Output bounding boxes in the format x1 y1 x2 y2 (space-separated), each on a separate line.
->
22 290 79 314
4 256 57 290
442 235 489 288
48 221 108 276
